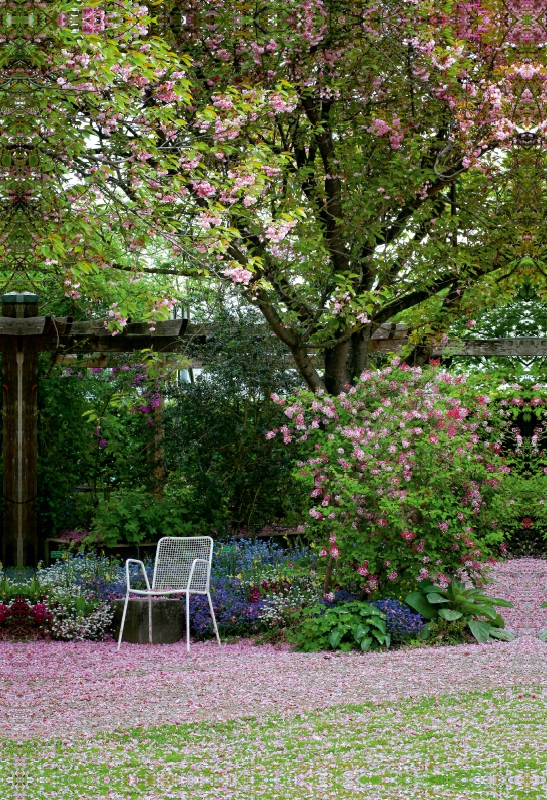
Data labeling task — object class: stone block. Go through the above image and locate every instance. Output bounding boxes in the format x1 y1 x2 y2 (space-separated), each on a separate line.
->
111 598 184 644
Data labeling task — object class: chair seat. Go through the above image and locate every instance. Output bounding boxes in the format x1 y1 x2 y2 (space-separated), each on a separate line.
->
128 588 209 596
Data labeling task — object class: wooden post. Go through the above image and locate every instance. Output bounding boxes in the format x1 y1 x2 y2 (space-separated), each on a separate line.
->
2 293 39 567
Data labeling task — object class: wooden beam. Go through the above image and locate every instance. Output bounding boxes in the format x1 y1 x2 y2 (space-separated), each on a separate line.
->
370 335 547 357
40 335 188 353
68 319 186 337
433 339 547 357
1 295 39 567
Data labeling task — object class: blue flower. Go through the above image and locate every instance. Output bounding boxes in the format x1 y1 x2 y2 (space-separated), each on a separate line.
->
370 598 424 641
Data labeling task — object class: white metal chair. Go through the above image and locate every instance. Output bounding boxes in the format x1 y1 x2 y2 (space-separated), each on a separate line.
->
117 536 221 652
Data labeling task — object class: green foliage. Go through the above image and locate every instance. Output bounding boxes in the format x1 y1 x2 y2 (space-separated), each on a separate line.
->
88 479 198 546
37 355 154 536
34 306 310 544
163 306 307 532
0 577 44 604
292 601 390 652
405 577 514 643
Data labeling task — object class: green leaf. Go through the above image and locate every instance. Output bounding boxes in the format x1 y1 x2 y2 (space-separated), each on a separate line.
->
539 630 547 641
471 605 498 621
355 623 369 640
488 628 515 642
468 620 491 643
329 629 343 649
438 608 463 621
360 636 373 651
419 621 433 640
405 591 437 620
480 597 514 608
368 617 387 634
426 592 449 604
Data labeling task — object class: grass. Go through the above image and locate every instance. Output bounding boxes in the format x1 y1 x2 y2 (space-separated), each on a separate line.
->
2 688 545 798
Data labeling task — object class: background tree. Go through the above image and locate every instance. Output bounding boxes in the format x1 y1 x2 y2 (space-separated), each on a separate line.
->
147 0 544 393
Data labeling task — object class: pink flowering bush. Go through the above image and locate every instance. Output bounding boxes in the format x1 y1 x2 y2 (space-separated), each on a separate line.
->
268 361 509 592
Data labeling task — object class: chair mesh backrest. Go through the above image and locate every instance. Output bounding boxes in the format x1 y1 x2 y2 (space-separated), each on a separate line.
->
152 537 213 592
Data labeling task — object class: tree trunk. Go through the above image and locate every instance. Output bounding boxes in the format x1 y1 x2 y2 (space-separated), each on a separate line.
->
348 327 373 383
324 339 351 395
289 346 325 393
406 343 434 366
146 396 165 495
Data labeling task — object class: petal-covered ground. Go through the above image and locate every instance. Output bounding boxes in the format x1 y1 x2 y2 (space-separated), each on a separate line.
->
1 558 547 742
2 559 547 799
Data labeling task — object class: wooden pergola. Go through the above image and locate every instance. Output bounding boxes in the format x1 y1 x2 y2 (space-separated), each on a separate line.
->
0 296 540 567
0 293 188 567
367 323 547 358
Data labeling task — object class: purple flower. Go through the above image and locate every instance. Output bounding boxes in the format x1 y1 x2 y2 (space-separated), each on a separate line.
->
370 598 424 641
99 439 107 448
189 578 263 637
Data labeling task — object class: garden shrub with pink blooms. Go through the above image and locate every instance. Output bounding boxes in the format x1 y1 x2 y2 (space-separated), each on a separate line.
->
268 361 511 596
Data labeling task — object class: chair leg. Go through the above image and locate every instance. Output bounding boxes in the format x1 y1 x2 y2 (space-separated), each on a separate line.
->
186 592 191 653
207 592 221 647
117 594 129 651
148 596 152 644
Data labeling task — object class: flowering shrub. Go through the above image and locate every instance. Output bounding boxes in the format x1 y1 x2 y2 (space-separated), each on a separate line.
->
0 597 53 639
36 552 154 602
268 362 509 592
0 557 116 640
211 539 315 583
258 574 321 631
47 597 114 641
0 592 113 641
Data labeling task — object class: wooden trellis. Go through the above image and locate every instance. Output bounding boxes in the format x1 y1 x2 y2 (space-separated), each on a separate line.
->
0 293 188 567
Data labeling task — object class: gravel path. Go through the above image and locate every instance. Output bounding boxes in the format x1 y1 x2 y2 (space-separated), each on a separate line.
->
2 558 547 741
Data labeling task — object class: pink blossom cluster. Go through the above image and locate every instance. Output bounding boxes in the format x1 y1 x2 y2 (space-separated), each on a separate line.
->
224 266 254 285
268 362 512 589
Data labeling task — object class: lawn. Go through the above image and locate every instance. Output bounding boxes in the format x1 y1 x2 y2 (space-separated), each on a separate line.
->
4 689 542 799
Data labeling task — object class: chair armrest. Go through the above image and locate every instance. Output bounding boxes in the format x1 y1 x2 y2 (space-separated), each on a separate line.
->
125 558 151 592
186 558 210 592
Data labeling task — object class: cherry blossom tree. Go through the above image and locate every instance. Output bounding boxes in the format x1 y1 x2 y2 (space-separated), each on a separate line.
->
0 0 284 327
153 0 547 392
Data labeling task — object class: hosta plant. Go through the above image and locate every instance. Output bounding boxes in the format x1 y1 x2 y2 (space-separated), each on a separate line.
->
405 578 514 643
292 601 389 652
